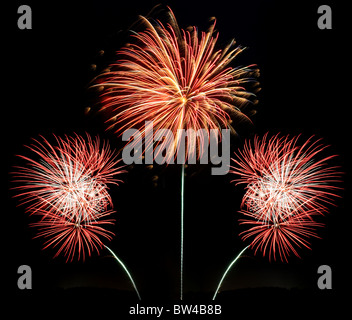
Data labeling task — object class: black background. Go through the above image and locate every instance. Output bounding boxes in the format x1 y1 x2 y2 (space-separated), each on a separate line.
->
3 0 350 318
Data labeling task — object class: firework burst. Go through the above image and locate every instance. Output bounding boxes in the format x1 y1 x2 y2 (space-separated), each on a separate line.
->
31 210 115 262
231 134 341 224
91 7 258 161
12 134 124 261
231 133 342 261
239 211 324 262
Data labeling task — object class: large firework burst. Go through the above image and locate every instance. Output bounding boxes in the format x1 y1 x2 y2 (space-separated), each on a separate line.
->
231 133 342 261
91 7 258 161
12 134 123 261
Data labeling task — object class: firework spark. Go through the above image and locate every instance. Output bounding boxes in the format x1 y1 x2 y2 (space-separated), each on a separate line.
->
12 134 123 261
91 7 258 161
231 133 342 261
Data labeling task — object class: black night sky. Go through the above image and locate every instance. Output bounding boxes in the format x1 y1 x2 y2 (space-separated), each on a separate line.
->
3 0 351 318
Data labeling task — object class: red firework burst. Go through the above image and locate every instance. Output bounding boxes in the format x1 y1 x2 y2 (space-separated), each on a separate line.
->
31 210 115 262
91 7 258 161
231 133 342 261
239 211 324 262
12 134 124 261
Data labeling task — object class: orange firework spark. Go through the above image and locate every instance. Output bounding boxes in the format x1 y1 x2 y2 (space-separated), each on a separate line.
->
91 7 258 161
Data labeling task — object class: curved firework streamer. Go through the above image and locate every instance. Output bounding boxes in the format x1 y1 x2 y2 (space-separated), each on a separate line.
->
105 245 142 300
212 245 249 300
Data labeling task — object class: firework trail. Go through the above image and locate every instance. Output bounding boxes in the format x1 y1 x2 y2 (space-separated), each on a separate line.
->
213 134 342 299
12 134 141 299
91 7 258 300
